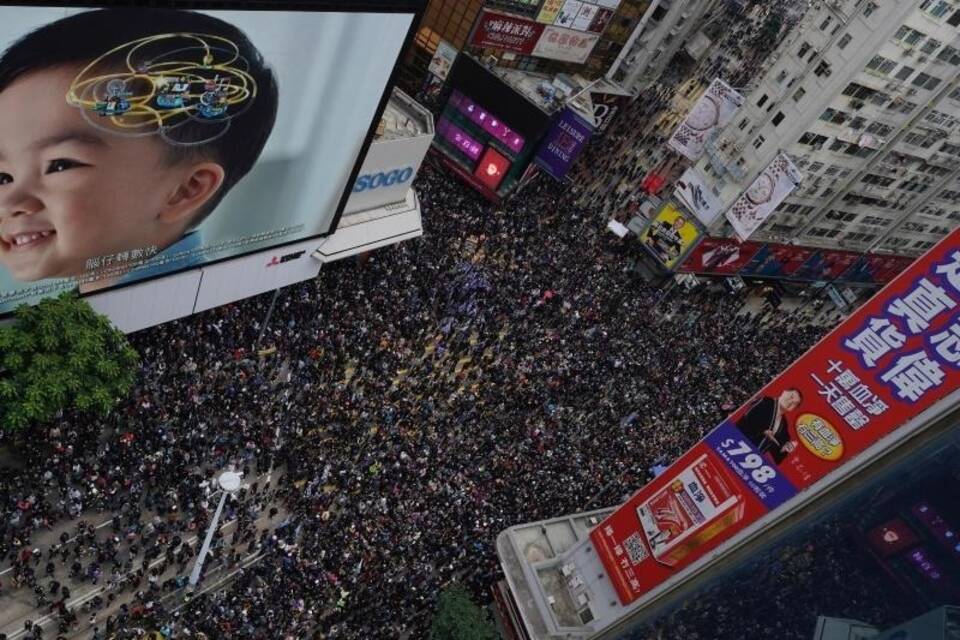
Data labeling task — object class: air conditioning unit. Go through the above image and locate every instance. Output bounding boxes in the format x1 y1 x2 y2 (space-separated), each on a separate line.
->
903 48 915 57
918 55 929 63
851 99 865 110
907 87 918 96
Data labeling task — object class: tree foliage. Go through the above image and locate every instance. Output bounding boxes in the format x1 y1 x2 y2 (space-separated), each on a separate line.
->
0 292 139 431
429 584 498 640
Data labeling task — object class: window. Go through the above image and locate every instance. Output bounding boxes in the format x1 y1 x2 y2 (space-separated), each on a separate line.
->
798 41 811 58
815 61 832 77
830 138 849 152
772 111 785 126
866 122 893 137
863 2 879 17
753 135 766 149
925 76 942 90
895 65 915 81
922 38 942 55
950 9 960 26
937 45 960 65
923 0 952 18
837 33 853 50
894 26 925 46
793 87 806 102
820 16 832 30
799 132 828 147
757 93 769 108
738 117 749 130
866 55 896 75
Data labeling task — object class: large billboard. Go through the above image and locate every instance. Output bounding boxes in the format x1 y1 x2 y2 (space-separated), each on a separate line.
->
674 168 724 227
639 202 703 270
533 108 593 180
470 9 544 56
725 153 803 240
679 237 914 286
591 227 960 605
679 237 763 275
0 3 420 314
532 25 600 63
667 78 744 161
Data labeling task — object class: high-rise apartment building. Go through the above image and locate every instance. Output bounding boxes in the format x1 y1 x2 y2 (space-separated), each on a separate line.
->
696 0 960 256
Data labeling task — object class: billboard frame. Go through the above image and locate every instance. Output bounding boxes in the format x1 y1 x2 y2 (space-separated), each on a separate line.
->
0 0 426 318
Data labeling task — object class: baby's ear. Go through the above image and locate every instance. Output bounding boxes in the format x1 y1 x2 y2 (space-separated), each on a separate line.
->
158 163 225 224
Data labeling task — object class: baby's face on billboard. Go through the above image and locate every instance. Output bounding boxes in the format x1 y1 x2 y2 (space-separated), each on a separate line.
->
0 66 196 282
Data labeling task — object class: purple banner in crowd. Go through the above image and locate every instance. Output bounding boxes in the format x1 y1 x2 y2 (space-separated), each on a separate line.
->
533 108 593 179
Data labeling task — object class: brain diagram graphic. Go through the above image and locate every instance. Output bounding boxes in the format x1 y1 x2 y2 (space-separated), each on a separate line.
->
67 33 258 146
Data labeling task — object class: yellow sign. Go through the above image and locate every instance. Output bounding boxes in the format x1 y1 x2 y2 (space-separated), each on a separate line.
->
639 202 702 269
795 413 844 461
537 0 565 24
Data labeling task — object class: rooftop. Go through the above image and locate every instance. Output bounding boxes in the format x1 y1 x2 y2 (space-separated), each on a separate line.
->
375 88 434 141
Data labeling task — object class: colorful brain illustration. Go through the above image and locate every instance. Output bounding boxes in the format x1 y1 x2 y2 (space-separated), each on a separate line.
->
67 32 257 146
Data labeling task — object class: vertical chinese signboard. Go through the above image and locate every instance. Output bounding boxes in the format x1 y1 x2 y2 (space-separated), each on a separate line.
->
591 228 960 605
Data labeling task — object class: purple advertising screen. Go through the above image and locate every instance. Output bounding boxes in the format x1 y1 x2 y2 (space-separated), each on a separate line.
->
533 107 593 179
437 117 484 162
450 90 525 153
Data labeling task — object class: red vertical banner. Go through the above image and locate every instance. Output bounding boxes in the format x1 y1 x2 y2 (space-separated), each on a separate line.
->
591 228 960 605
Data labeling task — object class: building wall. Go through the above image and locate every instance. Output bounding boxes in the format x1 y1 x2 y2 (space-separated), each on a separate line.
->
398 0 653 94
697 0 960 256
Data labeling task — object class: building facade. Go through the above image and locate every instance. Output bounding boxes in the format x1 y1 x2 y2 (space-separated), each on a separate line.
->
398 0 655 96
697 0 960 257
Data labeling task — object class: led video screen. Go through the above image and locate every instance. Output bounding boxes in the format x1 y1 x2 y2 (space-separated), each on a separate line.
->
0 2 419 313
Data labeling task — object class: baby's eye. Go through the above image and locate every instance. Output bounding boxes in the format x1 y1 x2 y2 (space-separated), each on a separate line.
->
46 159 85 174
0 173 11 186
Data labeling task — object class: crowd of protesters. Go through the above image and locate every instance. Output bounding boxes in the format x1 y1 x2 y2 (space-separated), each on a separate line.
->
0 0 911 636
1 153 843 639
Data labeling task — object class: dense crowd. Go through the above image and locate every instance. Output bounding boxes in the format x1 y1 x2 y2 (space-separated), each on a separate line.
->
0 154 838 639
0 1 906 637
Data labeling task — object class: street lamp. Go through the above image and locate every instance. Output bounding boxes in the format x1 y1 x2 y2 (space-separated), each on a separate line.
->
187 470 243 589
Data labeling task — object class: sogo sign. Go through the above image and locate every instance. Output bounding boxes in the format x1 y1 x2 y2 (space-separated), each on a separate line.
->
352 167 414 193
342 132 434 215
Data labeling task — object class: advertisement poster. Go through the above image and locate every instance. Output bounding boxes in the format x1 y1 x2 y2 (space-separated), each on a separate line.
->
555 0 584 29
674 168 724 227
794 249 862 281
725 153 803 240
639 203 703 270
470 9 544 55
591 89 629 135
590 441 770 604
572 3 599 31
667 78 744 161
537 0 565 25
474 147 511 191
740 244 816 278
427 39 458 81
532 25 600 63
533 108 593 180
592 228 960 605
0 5 414 313
588 8 615 33
678 237 763 275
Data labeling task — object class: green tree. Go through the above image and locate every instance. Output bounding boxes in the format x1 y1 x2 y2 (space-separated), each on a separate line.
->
0 292 139 431
429 584 498 640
